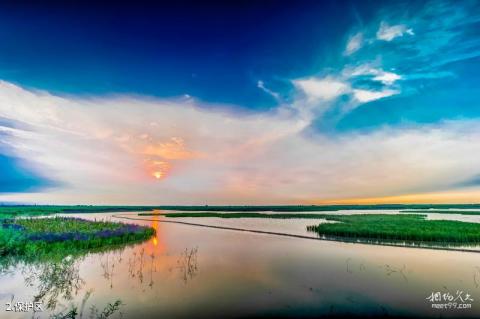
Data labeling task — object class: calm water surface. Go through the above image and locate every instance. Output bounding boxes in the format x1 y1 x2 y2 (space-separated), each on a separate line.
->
1 211 480 318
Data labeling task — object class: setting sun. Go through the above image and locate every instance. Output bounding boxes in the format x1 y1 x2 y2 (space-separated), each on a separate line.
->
145 160 170 180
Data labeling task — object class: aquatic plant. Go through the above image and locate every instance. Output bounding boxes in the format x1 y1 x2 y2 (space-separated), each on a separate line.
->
97 300 123 319
0 217 155 258
51 299 123 319
23 256 85 310
306 214 480 245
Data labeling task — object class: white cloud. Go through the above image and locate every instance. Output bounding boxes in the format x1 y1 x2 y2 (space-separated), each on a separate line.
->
346 65 402 85
291 69 402 114
345 32 363 55
294 77 349 102
346 64 378 77
1 80 479 205
257 80 280 100
376 22 414 41
372 71 401 85
353 88 399 103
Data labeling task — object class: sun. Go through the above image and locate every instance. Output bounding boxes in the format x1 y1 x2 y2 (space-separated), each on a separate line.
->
146 160 171 180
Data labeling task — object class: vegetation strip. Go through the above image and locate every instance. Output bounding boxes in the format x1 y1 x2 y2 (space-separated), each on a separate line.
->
0 217 155 258
138 212 333 218
306 214 480 245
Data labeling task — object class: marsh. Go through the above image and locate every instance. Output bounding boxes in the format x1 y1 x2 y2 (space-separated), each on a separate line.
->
2 210 480 318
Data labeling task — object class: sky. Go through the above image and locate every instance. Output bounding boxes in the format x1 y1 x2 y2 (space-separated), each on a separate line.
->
1 0 480 205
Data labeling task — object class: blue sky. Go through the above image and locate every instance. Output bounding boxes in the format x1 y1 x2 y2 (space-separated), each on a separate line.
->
1 1 477 123
0 1 356 108
1 0 480 204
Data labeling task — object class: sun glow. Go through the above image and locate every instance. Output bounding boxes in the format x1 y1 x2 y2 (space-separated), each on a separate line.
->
146 160 171 180
144 137 200 160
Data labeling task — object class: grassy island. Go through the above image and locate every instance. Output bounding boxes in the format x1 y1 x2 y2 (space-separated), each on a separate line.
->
0 217 155 258
307 214 480 245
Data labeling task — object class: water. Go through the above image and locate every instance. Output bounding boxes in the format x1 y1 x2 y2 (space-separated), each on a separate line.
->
1 211 480 318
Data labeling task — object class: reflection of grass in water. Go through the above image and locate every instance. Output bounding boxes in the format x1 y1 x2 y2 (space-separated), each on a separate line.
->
52 299 124 319
0 236 153 275
306 214 480 245
1 244 138 307
0 217 155 259
177 247 199 284
23 255 84 310
3 246 130 318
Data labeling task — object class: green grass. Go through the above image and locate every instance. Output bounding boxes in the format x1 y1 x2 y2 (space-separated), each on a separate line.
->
0 205 159 219
0 217 155 259
307 214 480 245
401 210 480 215
15 217 122 234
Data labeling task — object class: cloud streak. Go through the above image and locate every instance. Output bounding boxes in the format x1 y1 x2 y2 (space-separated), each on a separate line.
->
294 77 349 102
344 32 363 55
376 22 414 41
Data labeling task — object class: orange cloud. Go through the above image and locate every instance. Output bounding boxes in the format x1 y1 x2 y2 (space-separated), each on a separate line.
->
144 137 201 160
144 160 171 180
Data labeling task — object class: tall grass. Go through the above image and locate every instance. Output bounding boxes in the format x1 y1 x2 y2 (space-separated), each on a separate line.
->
0 217 155 258
306 214 480 245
